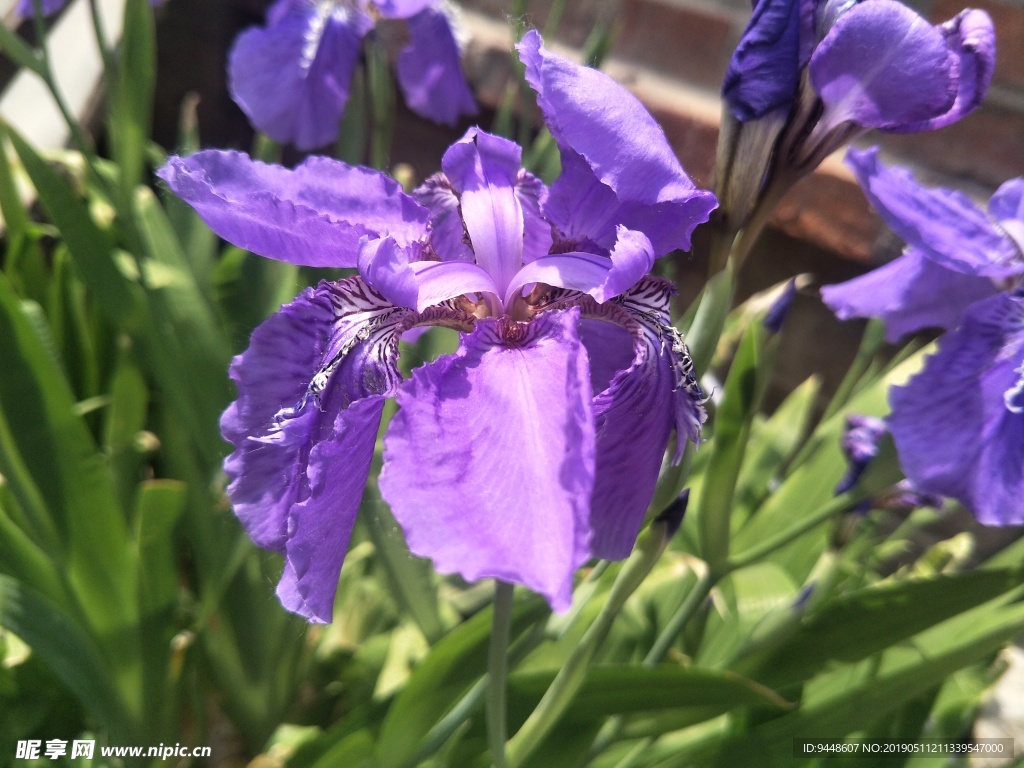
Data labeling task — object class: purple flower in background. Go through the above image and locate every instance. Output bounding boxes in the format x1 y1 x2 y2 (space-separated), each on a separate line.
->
160 31 716 621
822 147 1024 342
724 0 994 135
820 150 1024 524
887 291 1024 524
715 0 994 238
18 0 160 16
835 414 887 495
229 0 477 151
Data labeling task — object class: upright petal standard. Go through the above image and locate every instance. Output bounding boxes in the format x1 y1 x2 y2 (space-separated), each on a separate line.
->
161 31 715 620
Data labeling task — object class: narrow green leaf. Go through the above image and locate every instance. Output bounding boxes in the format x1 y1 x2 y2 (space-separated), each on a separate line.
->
7 127 139 326
696 322 767 570
376 598 549 768
0 24 44 76
0 271 134 640
104 352 149 513
362 493 444 644
508 666 790 720
732 568 1024 690
110 0 156 196
0 575 130 735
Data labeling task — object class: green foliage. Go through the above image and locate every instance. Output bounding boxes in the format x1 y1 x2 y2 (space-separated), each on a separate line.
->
0 5 1018 768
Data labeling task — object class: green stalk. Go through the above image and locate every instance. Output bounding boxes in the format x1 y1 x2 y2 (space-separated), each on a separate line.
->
488 581 515 768
505 519 672 767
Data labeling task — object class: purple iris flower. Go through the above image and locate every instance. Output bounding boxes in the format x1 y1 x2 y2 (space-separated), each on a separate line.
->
228 0 477 151
715 0 994 236
820 150 1024 524
159 31 717 621
18 0 160 15
887 290 1024 524
725 0 994 134
822 147 1024 342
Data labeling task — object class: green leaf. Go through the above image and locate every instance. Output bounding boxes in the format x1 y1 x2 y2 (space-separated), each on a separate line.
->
732 568 1024 690
681 263 734 377
733 376 821 523
694 602 1024 768
0 24 44 76
376 598 549 768
696 321 768 570
103 352 149 513
109 0 156 197
0 575 130 735
7 126 139 327
362 493 444 644
507 666 791 721
0 271 134 641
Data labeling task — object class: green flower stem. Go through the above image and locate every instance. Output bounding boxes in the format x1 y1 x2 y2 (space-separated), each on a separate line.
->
643 566 716 665
488 581 515 768
29 0 109 199
821 318 886 422
505 520 672 768
726 490 861 573
409 619 547 768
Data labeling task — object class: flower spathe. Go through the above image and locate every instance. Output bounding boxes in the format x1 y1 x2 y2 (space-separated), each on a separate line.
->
724 0 995 133
715 0 995 239
229 0 477 151
821 149 1024 525
160 31 715 621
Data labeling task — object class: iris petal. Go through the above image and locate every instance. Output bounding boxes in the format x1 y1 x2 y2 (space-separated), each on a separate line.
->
222 279 413 622
889 292 1024 525
358 236 498 311
518 30 717 254
820 247 1000 343
442 129 526 294
397 7 477 126
810 0 956 131
158 150 428 267
380 308 596 610
846 148 1022 278
584 277 706 558
228 6 371 150
504 226 654 306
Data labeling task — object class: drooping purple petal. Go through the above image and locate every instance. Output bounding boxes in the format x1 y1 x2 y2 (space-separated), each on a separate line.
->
222 278 413 621
722 0 801 122
397 7 477 126
358 236 498 311
885 9 995 133
441 128 525 294
380 308 596 610
504 227 654 307
846 148 1022 278
889 292 1024 525
583 277 706 559
158 150 428 267
821 247 1000 342
519 31 717 254
228 6 372 151
810 1 958 132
